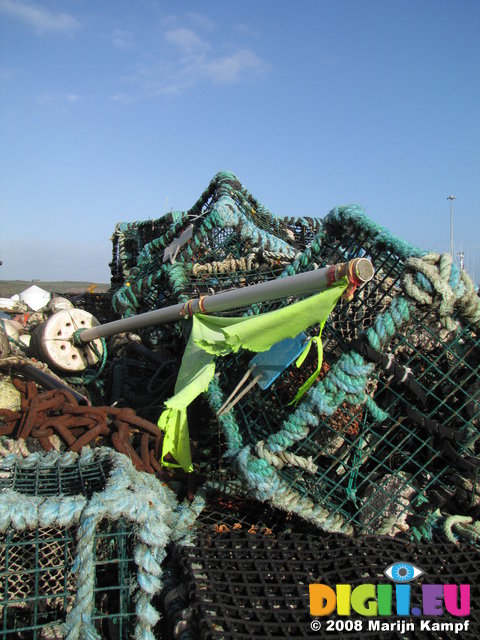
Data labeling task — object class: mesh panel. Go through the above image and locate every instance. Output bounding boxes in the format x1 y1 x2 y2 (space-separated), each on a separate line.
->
0 457 137 639
0 520 135 639
168 531 479 639
209 224 479 536
0 457 112 497
109 172 323 317
0 526 75 635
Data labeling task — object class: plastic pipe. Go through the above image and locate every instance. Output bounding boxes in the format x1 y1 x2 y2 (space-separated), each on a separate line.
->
78 258 374 343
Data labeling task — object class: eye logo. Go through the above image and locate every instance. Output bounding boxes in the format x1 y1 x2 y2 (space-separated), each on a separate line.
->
309 560 470 619
384 562 424 583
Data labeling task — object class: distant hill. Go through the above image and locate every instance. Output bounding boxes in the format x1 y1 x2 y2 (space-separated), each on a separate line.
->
0 280 110 297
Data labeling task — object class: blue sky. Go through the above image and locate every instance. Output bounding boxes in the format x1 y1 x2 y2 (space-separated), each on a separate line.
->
1 0 479 284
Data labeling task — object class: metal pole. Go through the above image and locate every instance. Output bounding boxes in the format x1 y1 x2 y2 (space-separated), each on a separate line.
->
447 194 456 258
77 258 374 343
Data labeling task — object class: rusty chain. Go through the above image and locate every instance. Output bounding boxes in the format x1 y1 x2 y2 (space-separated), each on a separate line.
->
0 379 164 475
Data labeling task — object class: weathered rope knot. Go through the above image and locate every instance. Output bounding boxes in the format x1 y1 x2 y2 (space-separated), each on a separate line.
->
403 252 479 331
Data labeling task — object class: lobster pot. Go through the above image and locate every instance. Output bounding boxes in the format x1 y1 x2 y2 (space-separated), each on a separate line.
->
109 172 320 323
160 488 319 640
0 449 177 639
0 521 132 640
208 205 480 538
162 530 479 639
186 487 319 537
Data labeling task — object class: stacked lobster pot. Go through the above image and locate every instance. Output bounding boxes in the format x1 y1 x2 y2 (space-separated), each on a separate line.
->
0 171 479 639
207 207 480 539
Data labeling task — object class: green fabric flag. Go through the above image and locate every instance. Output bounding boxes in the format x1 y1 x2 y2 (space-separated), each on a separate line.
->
158 277 348 471
287 335 324 407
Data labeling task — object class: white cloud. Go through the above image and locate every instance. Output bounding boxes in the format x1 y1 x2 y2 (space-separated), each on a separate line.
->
126 45 268 99
37 92 85 105
165 27 209 55
235 23 260 38
0 0 80 35
110 19 269 100
112 28 134 50
205 49 268 83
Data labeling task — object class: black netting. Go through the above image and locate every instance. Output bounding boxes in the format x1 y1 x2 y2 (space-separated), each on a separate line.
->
165 531 479 639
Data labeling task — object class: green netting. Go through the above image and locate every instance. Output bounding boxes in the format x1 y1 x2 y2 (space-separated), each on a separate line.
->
0 456 112 497
9 173 479 638
204 207 480 538
109 172 320 319
0 520 133 639
0 448 187 639
104 173 480 543
0 454 134 639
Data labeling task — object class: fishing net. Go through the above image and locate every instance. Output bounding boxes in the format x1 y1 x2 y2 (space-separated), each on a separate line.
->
0 448 190 640
1 171 479 639
206 207 480 538
109 172 319 325
104 173 480 541
162 529 479 639
0 521 133 640
0 452 134 640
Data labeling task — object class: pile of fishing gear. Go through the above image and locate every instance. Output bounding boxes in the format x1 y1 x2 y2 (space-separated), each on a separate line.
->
0 171 478 638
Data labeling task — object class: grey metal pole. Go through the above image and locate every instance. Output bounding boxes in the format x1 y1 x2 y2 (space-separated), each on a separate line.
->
447 194 456 258
77 258 374 343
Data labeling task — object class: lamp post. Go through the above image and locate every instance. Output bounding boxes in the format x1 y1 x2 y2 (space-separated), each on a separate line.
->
446 195 456 259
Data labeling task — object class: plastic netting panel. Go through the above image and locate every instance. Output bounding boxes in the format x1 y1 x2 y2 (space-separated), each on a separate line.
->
0 457 112 497
281 216 323 250
170 222 294 296
92 519 135 640
109 171 296 291
107 355 177 413
0 519 135 640
188 225 247 262
210 228 479 535
110 212 186 286
214 348 443 535
0 526 75 639
171 532 479 639
193 490 320 536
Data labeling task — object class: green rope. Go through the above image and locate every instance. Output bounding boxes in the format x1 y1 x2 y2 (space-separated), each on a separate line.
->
65 333 108 387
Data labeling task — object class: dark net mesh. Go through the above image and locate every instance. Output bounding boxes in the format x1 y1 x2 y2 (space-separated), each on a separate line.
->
163 530 478 639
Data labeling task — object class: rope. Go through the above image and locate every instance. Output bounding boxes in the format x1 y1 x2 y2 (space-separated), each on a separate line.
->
207 377 353 535
443 515 480 546
235 446 354 535
191 250 293 278
105 173 479 546
65 336 108 387
0 448 205 640
404 252 480 330
264 351 379 455
0 436 29 457
255 440 318 474
324 204 424 261
365 296 411 351
110 172 308 317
